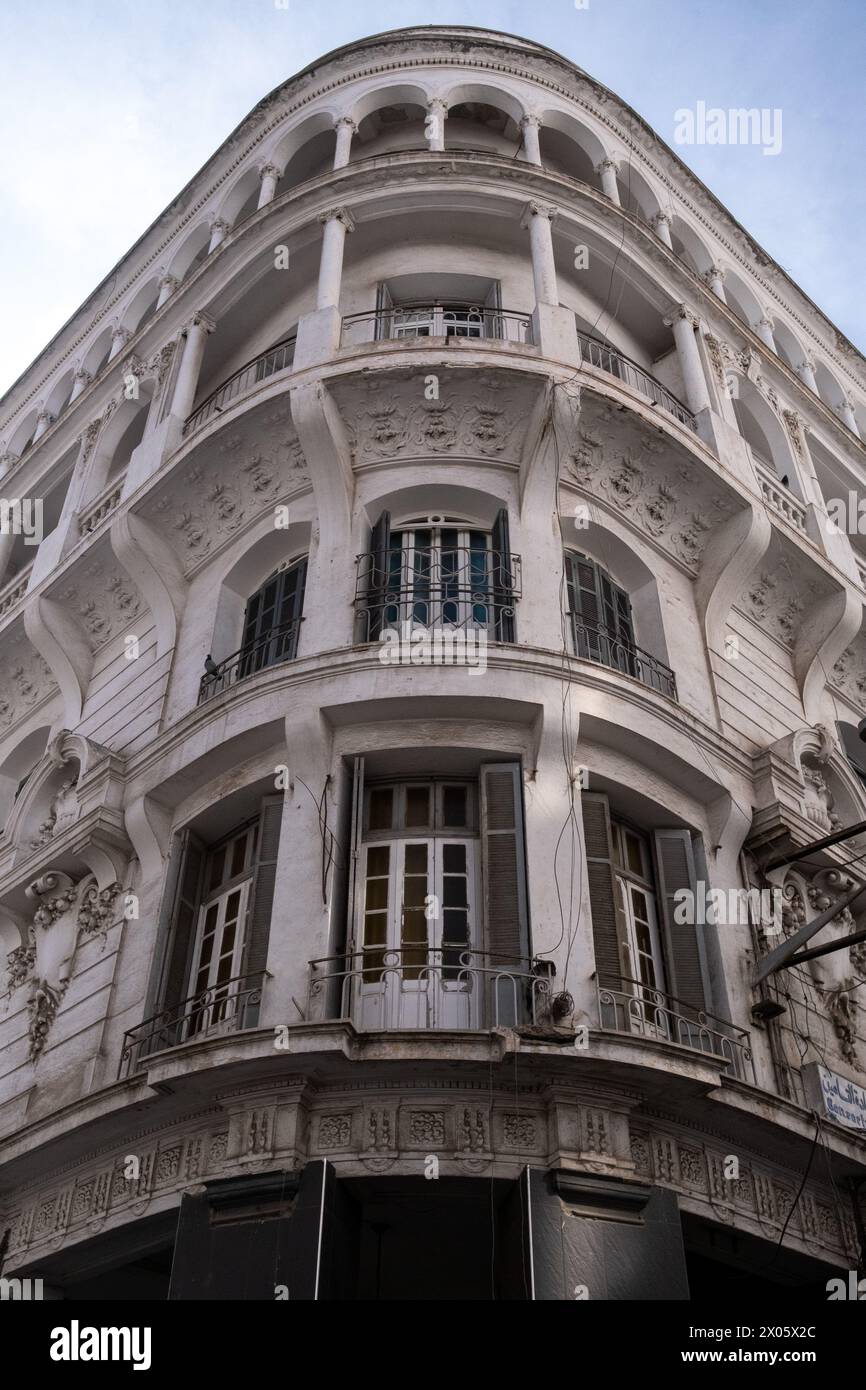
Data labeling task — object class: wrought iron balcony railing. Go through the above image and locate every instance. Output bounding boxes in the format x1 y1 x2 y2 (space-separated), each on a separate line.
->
569 614 677 699
341 303 534 348
355 545 521 643
118 971 267 1076
198 619 303 703
307 947 550 1031
576 330 697 431
597 978 755 1082
184 334 297 437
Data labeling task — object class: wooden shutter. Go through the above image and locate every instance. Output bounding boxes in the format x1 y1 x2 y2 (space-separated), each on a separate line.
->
375 282 393 340
653 827 708 1013
491 508 515 643
582 793 629 989
479 762 530 965
367 510 391 640
160 829 205 1015
346 756 365 955
242 796 283 980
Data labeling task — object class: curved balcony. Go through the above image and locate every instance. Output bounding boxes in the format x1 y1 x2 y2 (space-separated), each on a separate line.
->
576 331 696 431
354 544 521 644
341 302 534 348
597 979 755 1082
184 333 297 437
569 614 677 700
198 617 303 704
119 971 267 1076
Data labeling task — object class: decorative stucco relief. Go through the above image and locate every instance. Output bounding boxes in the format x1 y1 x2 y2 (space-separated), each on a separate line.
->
0 629 57 733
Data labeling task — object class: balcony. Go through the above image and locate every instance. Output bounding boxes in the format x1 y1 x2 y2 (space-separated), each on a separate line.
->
0 561 33 621
341 302 534 349
198 618 303 703
183 334 297 437
576 331 696 431
118 971 266 1076
569 614 677 700
752 456 807 532
354 545 521 643
597 979 755 1082
307 948 550 1032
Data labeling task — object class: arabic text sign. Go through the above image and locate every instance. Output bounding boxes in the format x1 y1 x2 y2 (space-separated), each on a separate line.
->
818 1065 866 1131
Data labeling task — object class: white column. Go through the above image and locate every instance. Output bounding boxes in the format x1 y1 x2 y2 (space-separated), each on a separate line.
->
69 365 92 402
663 305 711 415
333 118 356 170
522 202 559 307
425 98 448 152
520 115 543 166
156 273 178 308
797 355 819 394
316 208 354 311
838 394 861 438
703 265 727 302
108 323 131 361
651 212 673 247
257 163 281 208
754 315 777 352
596 158 621 205
208 218 230 253
170 313 215 421
32 408 54 442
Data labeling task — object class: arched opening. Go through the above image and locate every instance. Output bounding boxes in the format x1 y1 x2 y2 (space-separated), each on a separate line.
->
538 109 607 190
202 524 311 702
732 383 798 488
668 218 713 276
445 101 521 154
124 279 160 336
0 724 51 834
169 222 211 286
615 165 660 223
772 321 806 373
560 526 675 698
83 326 113 379
351 101 428 160
723 271 763 332
45 370 75 422
275 128 336 196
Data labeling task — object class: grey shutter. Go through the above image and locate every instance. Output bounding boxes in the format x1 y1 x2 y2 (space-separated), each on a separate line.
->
582 793 629 989
346 756 365 957
161 830 205 1016
653 827 708 1013
367 510 391 641
491 508 515 642
242 796 283 983
479 762 529 965
484 280 502 338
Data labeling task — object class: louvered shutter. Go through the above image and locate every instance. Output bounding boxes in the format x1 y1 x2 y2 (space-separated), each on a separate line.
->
480 762 529 964
160 830 205 1016
242 796 283 987
367 511 391 640
491 508 515 642
375 282 393 340
582 792 629 989
653 828 708 1015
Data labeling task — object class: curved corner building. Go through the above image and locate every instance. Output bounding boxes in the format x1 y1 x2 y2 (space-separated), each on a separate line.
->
1 26 865 1301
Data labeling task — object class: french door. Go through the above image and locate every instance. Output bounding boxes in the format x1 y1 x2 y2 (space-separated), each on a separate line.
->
187 880 251 1037
383 527 494 634
355 837 479 1030
391 304 485 339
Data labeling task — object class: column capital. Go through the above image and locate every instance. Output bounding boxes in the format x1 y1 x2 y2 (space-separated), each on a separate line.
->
427 97 450 113
797 355 816 374
258 162 281 181
663 303 700 330
703 264 727 284
333 116 357 133
521 200 558 227
651 211 672 230
186 311 216 336
110 322 131 344
319 206 355 232
209 217 231 235
595 157 619 175
158 271 179 292
520 113 544 130
0 451 20 474
756 314 775 330
72 366 92 386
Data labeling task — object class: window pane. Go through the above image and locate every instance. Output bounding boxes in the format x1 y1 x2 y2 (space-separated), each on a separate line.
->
208 847 226 892
442 786 468 827
368 788 394 831
365 876 389 911
230 834 247 879
405 786 431 827
625 831 644 877
404 842 428 873
367 844 390 877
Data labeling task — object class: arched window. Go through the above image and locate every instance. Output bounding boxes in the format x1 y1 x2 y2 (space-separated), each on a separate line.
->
564 551 676 698
199 554 307 701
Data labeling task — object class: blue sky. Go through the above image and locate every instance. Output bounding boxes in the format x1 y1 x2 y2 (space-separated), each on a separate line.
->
1 0 864 396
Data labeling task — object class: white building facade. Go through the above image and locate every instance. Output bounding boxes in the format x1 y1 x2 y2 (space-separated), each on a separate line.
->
1 26 865 1299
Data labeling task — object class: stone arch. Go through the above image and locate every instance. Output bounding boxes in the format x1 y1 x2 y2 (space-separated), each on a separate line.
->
813 358 846 414
615 162 662 222
216 164 264 227
267 109 340 189
440 80 526 128
167 220 212 283
668 217 714 275
772 319 807 374
7 408 39 458
82 325 113 378
732 378 797 483
346 82 432 131
45 370 75 421
0 723 51 837
537 107 608 186
723 270 763 332
121 277 161 335
207 516 313 669
86 388 155 503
